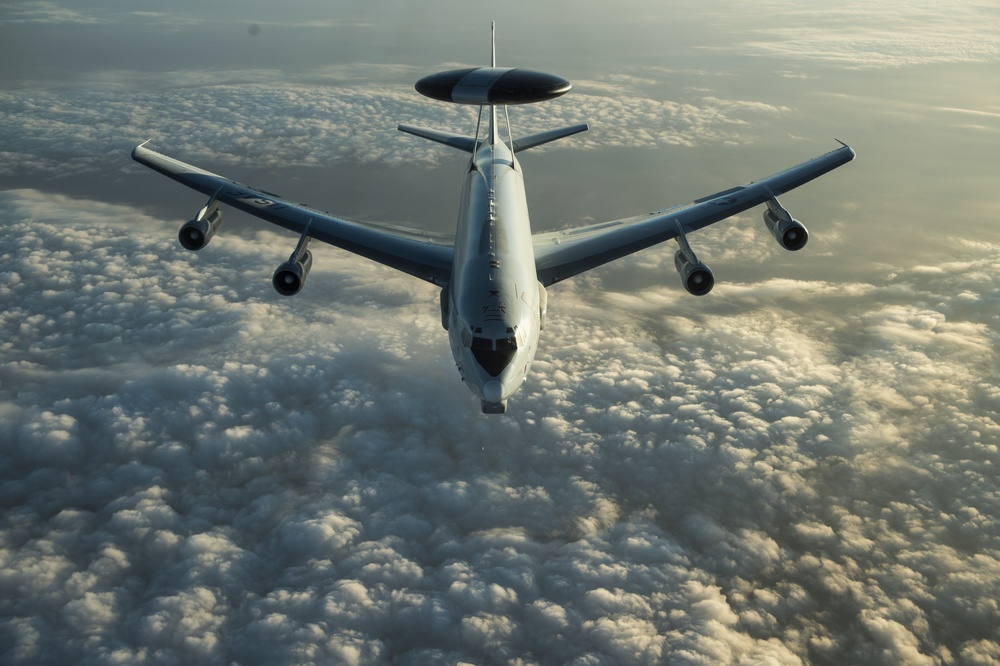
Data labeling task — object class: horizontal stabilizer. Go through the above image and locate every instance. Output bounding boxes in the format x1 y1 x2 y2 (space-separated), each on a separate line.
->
398 124 477 153
511 123 589 153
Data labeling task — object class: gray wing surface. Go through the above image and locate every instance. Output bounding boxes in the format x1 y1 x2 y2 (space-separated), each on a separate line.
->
533 143 856 286
132 143 454 285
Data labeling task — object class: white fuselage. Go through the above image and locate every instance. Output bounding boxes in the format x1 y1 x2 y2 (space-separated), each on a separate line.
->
446 115 540 409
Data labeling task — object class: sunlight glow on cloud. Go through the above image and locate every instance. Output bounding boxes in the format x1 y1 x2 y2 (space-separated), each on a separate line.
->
734 0 1000 68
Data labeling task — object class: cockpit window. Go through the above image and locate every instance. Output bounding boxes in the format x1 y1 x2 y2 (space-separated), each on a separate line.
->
496 337 517 351
470 336 518 377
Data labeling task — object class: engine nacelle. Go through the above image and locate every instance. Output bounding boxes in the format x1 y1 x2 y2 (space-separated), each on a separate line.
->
178 207 223 251
674 250 715 296
272 250 313 296
763 210 809 251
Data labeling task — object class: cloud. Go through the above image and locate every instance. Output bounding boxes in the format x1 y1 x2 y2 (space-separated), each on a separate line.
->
0 76 794 181
0 1 104 25
731 0 1000 69
1 189 998 664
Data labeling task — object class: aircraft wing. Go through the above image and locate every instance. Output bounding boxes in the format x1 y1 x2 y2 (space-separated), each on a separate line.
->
533 143 856 286
132 143 454 286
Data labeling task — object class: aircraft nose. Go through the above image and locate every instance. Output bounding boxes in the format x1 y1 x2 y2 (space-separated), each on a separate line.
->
483 380 504 403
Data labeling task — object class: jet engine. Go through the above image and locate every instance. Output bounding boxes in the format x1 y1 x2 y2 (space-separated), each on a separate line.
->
763 194 809 251
763 210 809 251
178 201 223 251
674 251 715 296
672 221 714 296
272 229 314 296
272 250 313 296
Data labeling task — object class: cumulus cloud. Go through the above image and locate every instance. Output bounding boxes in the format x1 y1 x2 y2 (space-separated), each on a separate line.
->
1 189 998 664
0 77 792 180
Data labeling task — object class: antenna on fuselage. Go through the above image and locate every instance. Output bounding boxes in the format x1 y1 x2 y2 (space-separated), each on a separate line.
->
491 21 496 68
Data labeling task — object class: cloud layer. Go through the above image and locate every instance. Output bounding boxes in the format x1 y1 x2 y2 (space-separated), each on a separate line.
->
733 0 1000 69
0 78 791 182
3 1 1000 663
1 190 998 664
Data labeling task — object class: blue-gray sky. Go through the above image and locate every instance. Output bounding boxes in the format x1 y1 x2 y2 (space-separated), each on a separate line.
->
1 1 999 664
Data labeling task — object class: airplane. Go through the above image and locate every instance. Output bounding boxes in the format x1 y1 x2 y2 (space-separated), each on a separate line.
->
132 26 855 414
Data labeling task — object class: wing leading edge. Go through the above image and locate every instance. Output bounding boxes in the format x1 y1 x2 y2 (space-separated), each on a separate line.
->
132 143 454 286
533 142 856 286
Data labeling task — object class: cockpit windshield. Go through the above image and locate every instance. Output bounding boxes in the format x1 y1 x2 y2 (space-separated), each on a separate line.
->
471 336 518 377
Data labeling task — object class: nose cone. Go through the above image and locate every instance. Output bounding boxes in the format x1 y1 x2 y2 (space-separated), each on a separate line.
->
483 380 504 403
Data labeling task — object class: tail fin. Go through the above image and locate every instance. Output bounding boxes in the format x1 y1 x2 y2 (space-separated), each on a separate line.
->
511 124 589 153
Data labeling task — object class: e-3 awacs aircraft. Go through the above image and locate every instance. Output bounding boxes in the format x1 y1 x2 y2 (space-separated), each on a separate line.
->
133 30 855 414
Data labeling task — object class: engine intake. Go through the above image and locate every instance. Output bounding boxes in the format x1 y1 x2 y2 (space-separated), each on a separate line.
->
674 250 715 296
178 206 223 251
763 210 809 251
762 193 809 251
272 250 313 296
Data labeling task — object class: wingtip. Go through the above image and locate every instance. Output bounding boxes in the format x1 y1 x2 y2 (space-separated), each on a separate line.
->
833 137 857 158
131 139 152 160
834 138 857 160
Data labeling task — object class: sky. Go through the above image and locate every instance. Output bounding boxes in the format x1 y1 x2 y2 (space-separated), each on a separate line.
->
1 0 999 664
